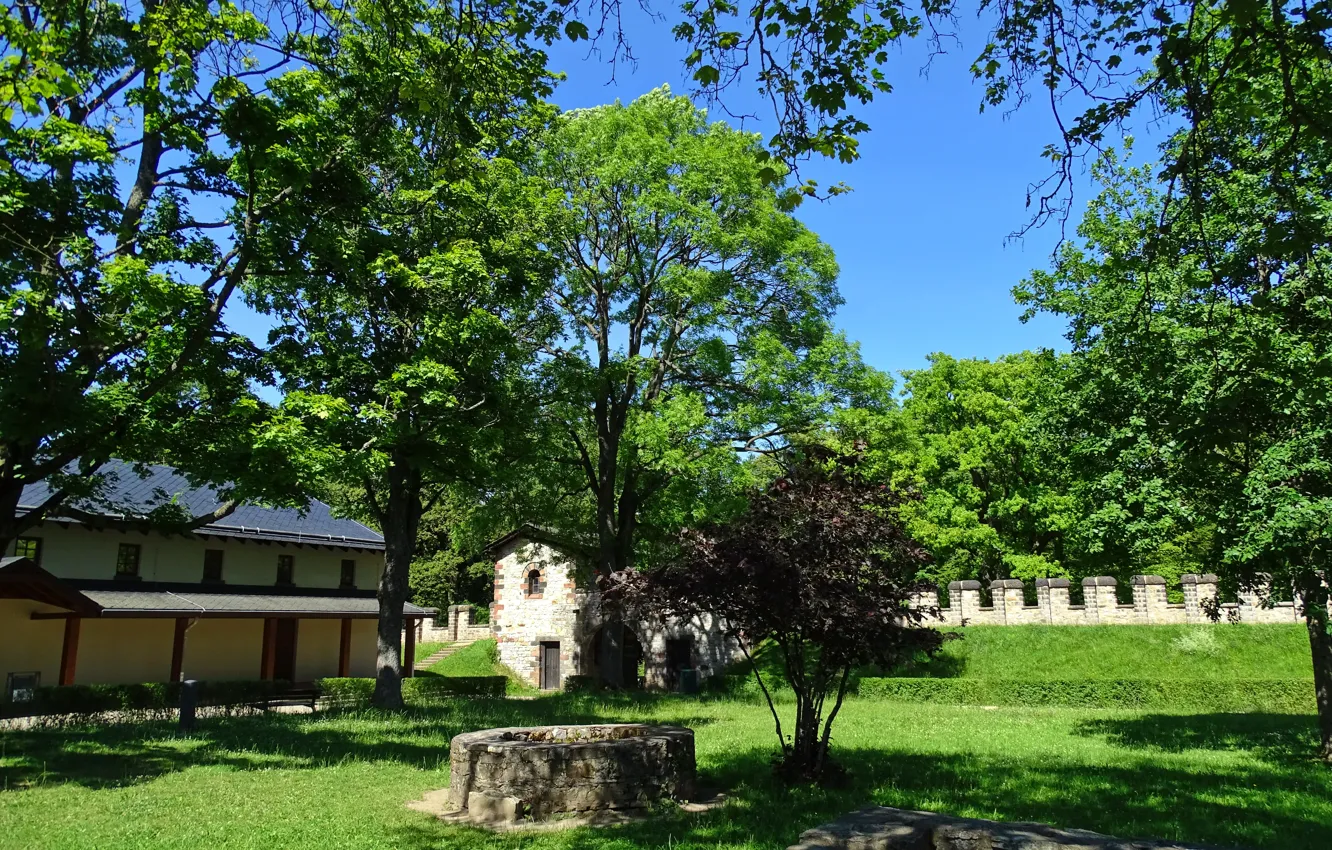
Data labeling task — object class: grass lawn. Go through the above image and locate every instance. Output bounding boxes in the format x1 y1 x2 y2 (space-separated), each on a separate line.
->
1 694 1328 850
417 639 535 694
885 624 1314 680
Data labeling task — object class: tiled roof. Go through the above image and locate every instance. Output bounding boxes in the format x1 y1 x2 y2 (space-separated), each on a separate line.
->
82 589 433 617
18 460 384 550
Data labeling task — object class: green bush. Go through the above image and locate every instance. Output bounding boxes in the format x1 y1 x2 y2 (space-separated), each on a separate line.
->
315 675 506 707
854 677 1316 712
0 680 286 719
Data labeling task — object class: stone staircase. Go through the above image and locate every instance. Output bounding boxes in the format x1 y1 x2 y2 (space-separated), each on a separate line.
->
419 640 477 669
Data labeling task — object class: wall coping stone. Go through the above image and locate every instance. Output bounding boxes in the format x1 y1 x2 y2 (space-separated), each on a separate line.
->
1131 575 1168 586
1180 574 1220 585
1035 577 1071 588
990 579 1025 589
948 580 983 590
787 806 1217 850
1082 576 1118 586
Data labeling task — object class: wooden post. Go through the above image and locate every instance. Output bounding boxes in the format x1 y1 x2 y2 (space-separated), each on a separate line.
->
170 617 189 682
260 618 276 680
337 618 352 678
403 617 416 678
58 616 81 686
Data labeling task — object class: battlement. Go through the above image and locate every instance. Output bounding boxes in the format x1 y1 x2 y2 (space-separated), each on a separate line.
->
909 574 1311 626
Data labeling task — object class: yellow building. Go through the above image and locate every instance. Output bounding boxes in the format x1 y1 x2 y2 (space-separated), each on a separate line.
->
1 462 433 701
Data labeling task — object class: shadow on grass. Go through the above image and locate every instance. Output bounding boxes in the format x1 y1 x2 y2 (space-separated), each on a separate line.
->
1076 712 1324 763
0 694 715 791
376 740 1332 850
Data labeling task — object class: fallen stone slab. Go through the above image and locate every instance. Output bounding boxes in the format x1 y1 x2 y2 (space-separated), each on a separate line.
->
788 806 1232 850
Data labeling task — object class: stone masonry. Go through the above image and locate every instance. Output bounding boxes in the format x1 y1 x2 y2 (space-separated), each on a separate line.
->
789 806 1221 850
490 532 738 690
448 724 696 822
910 573 1312 626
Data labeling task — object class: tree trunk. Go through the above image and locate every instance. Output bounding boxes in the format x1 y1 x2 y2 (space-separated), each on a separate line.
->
372 456 423 710
1300 574 1332 762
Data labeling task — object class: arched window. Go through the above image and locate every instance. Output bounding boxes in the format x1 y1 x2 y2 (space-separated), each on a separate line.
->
526 568 544 597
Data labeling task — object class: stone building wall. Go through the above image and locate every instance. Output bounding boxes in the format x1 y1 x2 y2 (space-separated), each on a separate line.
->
489 535 739 690
909 573 1315 626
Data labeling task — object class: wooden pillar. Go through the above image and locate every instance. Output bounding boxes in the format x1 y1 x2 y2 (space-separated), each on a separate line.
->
260 618 277 680
58 616 81 686
338 618 352 678
403 617 416 678
169 617 189 682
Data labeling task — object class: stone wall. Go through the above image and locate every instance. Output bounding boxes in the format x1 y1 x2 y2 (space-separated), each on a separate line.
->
909 573 1313 626
789 806 1216 850
418 605 494 644
447 724 695 821
490 537 739 690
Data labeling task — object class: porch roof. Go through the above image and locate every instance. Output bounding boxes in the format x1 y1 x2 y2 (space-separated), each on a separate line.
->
74 589 436 619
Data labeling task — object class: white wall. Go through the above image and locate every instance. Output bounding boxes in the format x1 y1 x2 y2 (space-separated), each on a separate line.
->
6 524 384 590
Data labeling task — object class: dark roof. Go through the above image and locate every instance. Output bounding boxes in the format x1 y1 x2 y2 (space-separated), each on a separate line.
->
80 589 433 619
484 523 588 556
0 557 103 614
19 460 384 551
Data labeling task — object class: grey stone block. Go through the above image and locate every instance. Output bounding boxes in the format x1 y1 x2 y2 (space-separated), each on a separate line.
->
788 807 1220 850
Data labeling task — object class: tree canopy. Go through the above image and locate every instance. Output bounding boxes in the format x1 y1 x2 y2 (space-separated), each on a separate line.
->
521 87 889 578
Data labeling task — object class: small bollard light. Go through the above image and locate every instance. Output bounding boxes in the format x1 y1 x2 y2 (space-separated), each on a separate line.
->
179 679 200 732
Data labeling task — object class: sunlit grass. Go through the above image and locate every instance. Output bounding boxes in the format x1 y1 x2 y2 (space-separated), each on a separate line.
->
1 693 1327 850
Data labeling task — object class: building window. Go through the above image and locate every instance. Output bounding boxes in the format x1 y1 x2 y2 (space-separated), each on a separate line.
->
340 559 356 589
115 543 142 579
276 554 294 586
525 568 544 597
203 549 224 583
5 672 39 703
14 537 41 564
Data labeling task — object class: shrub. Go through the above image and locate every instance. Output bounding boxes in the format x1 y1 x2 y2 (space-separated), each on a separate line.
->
316 675 506 707
854 677 1315 712
0 680 286 720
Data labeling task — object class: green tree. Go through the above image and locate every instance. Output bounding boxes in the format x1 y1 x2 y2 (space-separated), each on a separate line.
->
891 351 1080 586
1019 139 1332 760
0 0 351 546
526 87 887 578
246 0 557 708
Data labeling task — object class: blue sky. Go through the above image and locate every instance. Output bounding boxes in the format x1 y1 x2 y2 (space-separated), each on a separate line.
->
540 14 1104 381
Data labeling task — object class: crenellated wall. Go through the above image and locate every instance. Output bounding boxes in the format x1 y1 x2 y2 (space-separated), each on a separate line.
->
913 574 1316 626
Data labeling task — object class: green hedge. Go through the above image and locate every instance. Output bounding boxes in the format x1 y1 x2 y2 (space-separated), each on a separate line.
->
0 680 284 719
853 677 1316 712
316 675 507 707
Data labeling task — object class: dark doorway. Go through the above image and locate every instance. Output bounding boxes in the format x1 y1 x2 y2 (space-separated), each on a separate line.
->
594 623 643 689
274 619 299 682
665 637 693 691
539 642 561 690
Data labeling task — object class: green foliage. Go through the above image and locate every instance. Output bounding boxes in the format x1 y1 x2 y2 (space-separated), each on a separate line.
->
0 680 283 720
317 676 507 705
245 0 559 708
889 352 1079 585
0 0 344 542
854 677 1315 712
518 87 886 577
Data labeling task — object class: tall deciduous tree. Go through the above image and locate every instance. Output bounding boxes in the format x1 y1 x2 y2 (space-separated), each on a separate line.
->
0 0 353 545
527 87 885 578
1019 139 1332 760
246 0 557 708
893 351 1080 585
606 449 941 782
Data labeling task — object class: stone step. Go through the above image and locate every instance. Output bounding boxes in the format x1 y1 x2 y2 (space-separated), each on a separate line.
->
419 639 477 668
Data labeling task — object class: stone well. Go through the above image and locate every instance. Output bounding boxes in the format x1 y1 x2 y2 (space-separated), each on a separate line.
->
447 724 695 822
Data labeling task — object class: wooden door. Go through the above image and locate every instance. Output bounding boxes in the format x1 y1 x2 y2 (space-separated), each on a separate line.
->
274 619 299 682
539 642 560 690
